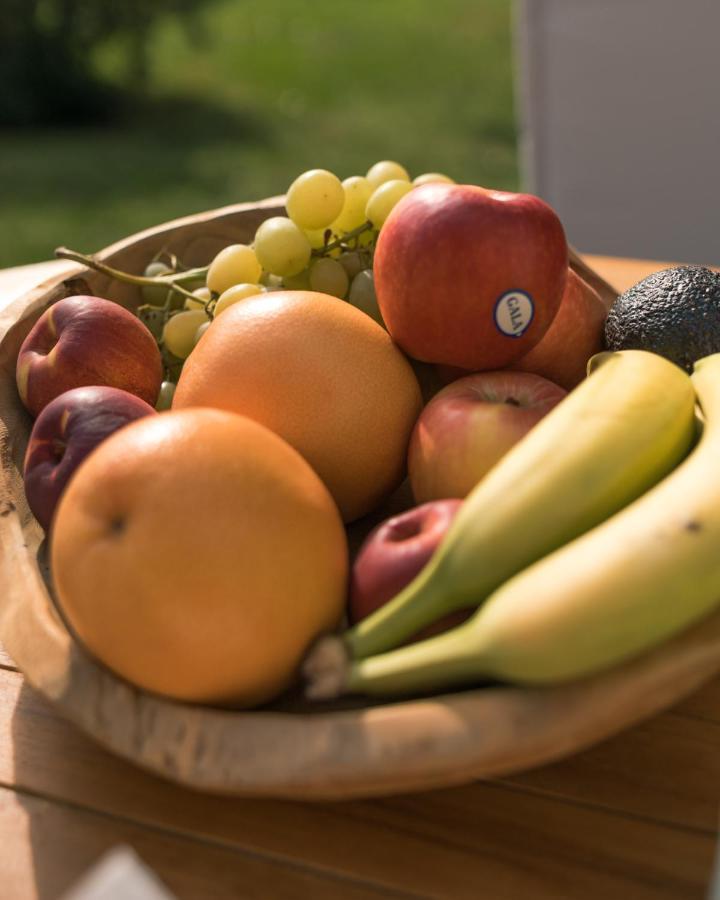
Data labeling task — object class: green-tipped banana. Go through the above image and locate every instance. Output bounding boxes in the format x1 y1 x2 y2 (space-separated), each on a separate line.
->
344 350 696 662
310 353 720 700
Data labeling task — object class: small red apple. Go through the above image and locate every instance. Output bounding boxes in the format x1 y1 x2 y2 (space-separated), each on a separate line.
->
408 370 567 503
16 295 163 417
350 499 469 638
24 385 156 531
374 183 568 370
507 268 607 390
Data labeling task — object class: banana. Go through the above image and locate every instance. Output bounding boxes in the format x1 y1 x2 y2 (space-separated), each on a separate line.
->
342 350 696 662
308 352 720 700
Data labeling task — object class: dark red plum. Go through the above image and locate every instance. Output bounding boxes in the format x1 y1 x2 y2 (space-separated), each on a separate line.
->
24 385 156 531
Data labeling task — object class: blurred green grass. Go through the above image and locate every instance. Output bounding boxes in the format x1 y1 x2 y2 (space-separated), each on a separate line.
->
1 0 517 268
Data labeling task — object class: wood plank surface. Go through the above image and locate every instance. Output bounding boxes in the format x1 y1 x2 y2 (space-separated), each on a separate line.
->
0 667 715 899
0 786 410 900
582 253 674 294
502 706 720 832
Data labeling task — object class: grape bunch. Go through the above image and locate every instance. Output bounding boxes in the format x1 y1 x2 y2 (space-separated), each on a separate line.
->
56 160 453 409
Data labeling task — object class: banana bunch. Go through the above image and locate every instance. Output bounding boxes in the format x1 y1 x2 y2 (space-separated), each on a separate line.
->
346 350 694 659
304 349 720 701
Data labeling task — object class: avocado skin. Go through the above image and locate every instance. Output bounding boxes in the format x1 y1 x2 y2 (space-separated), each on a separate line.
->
605 266 720 372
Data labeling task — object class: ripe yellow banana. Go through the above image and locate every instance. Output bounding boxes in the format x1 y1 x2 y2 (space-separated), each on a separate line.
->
343 350 696 663
310 352 720 700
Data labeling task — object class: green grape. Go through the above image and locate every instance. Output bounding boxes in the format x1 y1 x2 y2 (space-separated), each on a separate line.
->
214 282 264 317
348 269 384 326
413 172 455 186
286 168 345 230
162 309 209 359
141 261 173 306
156 380 176 411
282 269 311 290
338 251 365 280
356 228 378 249
309 258 349 299
206 244 262 295
145 260 171 277
366 179 414 228
194 321 211 345
185 286 211 311
366 160 410 191
332 176 372 233
254 217 312 277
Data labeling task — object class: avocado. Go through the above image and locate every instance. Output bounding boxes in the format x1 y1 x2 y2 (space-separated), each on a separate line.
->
605 266 720 372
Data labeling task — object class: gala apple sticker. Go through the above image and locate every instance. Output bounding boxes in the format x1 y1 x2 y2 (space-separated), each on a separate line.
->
494 290 534 338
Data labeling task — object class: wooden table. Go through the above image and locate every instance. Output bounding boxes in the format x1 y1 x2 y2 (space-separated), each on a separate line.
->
0 256 717 899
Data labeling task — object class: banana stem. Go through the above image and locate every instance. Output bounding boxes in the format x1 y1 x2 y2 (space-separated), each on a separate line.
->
346 561 465 660
344 619 485 699
55 247 206 303
302 635 351 700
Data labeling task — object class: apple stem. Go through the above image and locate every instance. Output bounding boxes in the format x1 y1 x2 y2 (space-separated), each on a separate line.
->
54 247 207 305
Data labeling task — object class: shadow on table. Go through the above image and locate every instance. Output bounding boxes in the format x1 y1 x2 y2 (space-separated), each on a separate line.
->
10 672 720 899
7 679 417 898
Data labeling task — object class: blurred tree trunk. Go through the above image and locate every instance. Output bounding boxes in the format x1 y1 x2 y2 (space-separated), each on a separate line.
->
0 0 218 125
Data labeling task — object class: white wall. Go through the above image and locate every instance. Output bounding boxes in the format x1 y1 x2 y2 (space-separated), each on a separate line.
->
515 0 720 265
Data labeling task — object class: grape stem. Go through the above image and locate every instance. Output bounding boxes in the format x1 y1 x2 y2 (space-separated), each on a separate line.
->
54 247 208 305
314 221 374 256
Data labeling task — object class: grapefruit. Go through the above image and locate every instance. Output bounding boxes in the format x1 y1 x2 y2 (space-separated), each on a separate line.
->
173 290 423 522
51 408 348 707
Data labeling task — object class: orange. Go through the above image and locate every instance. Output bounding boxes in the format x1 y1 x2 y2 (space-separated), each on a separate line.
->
51 408 348 707
173 291 423 522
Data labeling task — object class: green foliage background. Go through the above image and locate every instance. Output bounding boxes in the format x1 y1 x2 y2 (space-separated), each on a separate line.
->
0 0 517 267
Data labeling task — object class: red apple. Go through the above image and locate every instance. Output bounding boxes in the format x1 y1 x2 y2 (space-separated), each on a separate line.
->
350 499 469 638
24 385 156 531
374 183 568 370
507 268 607 390
408 370 567 503
16 295 163 417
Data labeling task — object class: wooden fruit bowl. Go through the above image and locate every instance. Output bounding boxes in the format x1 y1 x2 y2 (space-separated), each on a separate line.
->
2 198 720 801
